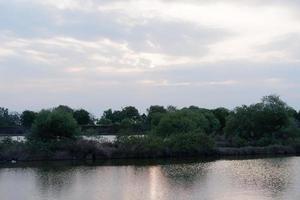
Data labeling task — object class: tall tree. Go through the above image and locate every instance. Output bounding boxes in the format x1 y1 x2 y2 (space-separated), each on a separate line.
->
73 109 92 125
0 107 20 127
21 110 37 128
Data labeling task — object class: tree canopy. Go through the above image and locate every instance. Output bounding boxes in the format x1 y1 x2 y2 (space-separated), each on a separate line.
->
0 107 20 127
30 109 79 141
21 110 37 128
224 95 299 146
73 109 92 125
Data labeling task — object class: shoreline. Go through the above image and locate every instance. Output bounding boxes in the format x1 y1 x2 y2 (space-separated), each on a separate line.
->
1 145 298 164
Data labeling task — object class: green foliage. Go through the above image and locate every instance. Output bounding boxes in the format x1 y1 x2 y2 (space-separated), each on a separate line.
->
153 108 220 137
73 109 92 125
2 94 300 160
116 135 165 153
225 95 299 146
54 105 74 113
98 106 143 134
147 105 167 116
120 118 135 134
81 128 98 136
99 107 139 122
213 107 230 134
99 106 141 124
121 106 140 121
166 132 215 153
21 110 37 128
0 107 20 127
230 135 248 147
116 132 214 155
97 118 113 125
155 112 197 137
146 105 167 129
30 109 79 141
166 105 177 112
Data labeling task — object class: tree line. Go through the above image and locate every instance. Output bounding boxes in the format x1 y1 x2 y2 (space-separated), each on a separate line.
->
1 95 300 147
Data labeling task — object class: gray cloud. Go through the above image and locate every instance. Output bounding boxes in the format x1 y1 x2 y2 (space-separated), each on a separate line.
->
0 0 300 114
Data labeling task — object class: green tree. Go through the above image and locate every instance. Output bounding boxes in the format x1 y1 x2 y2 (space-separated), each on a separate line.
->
167 132 215 153
73 109 92 125
99 109 123 124
147 105 166 117
295 111 300 123
0 107 20 127
146 105 167 129
98 107 141 133
155 113 197 137
224 95 299 145
213 107 230 134
167 105 177 112
121 106 140 121
54 105 74 114
30 109 79 141
21 110 37 128
119 118 136 134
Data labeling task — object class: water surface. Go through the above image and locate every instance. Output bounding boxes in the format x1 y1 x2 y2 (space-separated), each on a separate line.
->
0 157 300 200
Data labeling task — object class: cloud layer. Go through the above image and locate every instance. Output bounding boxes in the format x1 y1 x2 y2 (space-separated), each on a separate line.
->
1 0 300 114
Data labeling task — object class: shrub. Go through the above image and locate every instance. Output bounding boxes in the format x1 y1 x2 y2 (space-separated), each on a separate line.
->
230 135 247 147
116 132 215 156
153 108 220 137
154 112 197 137
166 132 215 154
224 95 300 145
73 109 92 125
29 109 79 141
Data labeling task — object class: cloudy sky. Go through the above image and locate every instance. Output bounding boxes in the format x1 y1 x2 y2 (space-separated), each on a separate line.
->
1 0 300 115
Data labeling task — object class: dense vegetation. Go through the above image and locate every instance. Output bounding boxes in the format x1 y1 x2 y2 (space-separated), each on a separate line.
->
0 95 300 161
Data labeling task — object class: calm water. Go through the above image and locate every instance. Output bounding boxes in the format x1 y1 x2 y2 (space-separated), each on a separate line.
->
0 157 300 200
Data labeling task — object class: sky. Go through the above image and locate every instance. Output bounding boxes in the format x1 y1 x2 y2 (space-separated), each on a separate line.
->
0 0 300 115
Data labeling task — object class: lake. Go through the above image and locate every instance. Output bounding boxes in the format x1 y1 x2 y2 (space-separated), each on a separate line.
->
0 157 300 200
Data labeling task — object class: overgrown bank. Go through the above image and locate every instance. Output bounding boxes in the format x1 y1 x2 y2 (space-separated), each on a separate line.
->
1 135 300 163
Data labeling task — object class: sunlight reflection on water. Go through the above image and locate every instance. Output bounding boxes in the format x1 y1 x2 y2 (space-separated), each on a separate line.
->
0 157 300 200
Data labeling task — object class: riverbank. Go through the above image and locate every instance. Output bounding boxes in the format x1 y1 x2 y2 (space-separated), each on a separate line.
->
0 139 299 163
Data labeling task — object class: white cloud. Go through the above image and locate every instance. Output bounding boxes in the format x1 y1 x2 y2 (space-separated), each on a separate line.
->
4 0 300 64
139 79 238 87
1 0 300 112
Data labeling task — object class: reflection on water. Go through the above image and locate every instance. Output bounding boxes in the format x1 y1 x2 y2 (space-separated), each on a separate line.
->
0 157 300 200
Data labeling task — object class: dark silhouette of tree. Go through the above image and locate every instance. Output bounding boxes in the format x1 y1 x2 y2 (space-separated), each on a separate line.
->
30 109 79 141
0 107 20 127
21 110 37 128
73 109 92 125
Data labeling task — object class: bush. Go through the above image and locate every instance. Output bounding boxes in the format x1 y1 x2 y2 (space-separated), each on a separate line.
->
225 95 300 146
154 112 197 137
152 108 220 137
116 135 164 153
73 109 92 125
116 132 215 156
166 132 215 154
230 135 248 147
0 107 20 127
29 109 79 141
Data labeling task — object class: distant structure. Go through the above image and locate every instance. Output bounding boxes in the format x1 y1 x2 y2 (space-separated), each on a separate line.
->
80 125 120 135
0 124 139 136
0 126 25 136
